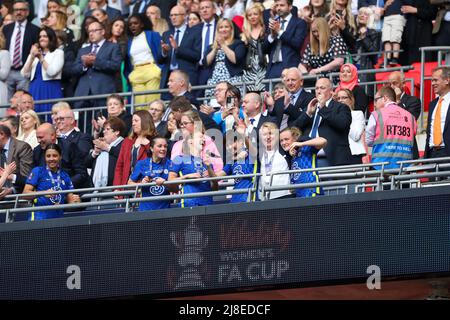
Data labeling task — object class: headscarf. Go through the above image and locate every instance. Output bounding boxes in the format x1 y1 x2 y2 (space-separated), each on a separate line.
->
335 63 359 92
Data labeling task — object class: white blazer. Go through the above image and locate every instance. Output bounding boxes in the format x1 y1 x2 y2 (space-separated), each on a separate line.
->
21 48 64 81
348 110 367 156
259 150 291 200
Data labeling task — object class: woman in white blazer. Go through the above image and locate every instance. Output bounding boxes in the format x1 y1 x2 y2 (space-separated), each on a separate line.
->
21 27 64 122
336 89 367 164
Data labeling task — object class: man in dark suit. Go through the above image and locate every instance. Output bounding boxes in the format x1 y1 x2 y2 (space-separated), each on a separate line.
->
389 71 422 159
0 124 33 198
86 0 122 20
149 100 168 138
132 0 177 20
425 67 450 159
159 5 201 96
267 67 314 130
166 70 200 108
2 0 40 99
72 21 122 130
293 78 353 167
54 109 93 189
264 0 307 80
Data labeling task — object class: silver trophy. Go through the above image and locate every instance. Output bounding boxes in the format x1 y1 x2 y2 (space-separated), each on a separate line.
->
170 216 209 289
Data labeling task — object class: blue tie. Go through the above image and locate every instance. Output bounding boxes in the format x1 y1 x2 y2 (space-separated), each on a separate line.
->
170 29 180 68
310 109 321 138
203 23 211 60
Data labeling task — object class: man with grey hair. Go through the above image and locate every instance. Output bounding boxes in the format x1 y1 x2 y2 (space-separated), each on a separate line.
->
293 78 352 167
266 67 314 130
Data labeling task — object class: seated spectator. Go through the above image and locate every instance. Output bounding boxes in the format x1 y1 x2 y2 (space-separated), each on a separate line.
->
335 89 367 164
335 63 369 115
166 70 200 107
125 13 162 108
298 17 346 81
23 144 80 221
149 100 168 138
169 131 219 207
128 136 172 211
170 109 224 172
16 91 35 114
1 14 14 27
273 82 288 100
0 162 16 191
21 27 64 122
203 18 247 99
113 110 155 188
327 0 357 53
145 5 169 36
5 90 23 117
258 121 292 200
0 32 10 111
211 82 244 134
280 126 327 197
17 109 40 149
92 94 132 139
86 117 126 188
188 11 201 28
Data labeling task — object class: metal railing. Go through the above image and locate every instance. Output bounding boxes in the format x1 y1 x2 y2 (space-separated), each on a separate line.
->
2 157 450 223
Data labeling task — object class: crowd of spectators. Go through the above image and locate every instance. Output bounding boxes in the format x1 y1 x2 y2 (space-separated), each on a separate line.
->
0 0 449 220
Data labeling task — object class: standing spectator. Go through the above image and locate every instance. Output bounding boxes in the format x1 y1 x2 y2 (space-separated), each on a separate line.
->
188 11 201 28
424 67 450 159
108 16 128 92
23 143 80 221
203 18 247 99
300 0 329 25
149 100 168 138
335 89 366 164
334 63 369 115
21 27 64 121
382 0 407 65
293 78 353 167
76 15 99 49
0 32 11 112
91 8 109 24
431 0 450 57
55 30 77 98
399 0 437 65
86 0 121 20
16 90 34 114
264 0 307 79
125 13 162 107
113 110 155 188
366 86 416 168
92 93 132 138
132 0 177 20
0 115 19 137
3 0 40 99
17 109 40 149
44 10 76 49
159 5 201 93
145 5 169 36
327 0 357 53
222 0 246 19
298 17 346 81
167 69 200 107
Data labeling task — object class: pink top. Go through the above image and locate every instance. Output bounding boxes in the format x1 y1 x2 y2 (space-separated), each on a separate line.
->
170 135 224 172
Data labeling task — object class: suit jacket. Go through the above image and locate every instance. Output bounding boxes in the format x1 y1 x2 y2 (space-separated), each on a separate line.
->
400 93 422 159
352 86 369 115
113 137 150 187
2 21 40 69
6 138 33 192
86 6 122 20
269 90 315 128
85 140 124 187
159 26 202 87
156 121 169 139
293 100 353 166
124 30 162 78
73 41 122 97
425 97 450 158
263 15 307 79
132 0 177 20
183 91 200 107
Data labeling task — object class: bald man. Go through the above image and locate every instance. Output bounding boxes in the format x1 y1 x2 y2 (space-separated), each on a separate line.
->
388 71 421 120
293 78 353 166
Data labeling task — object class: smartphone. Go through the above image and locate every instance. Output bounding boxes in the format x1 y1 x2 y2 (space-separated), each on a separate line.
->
226 96 234 109
335 9 343 18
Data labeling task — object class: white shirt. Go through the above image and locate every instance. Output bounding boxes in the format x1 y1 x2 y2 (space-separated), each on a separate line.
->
200 20 216 64
246 113 262 136
429 91 450 147
259 149 291 200
130 32 155 65
9 21 28 66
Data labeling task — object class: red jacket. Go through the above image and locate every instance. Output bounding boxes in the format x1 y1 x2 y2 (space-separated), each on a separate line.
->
113 137 150 187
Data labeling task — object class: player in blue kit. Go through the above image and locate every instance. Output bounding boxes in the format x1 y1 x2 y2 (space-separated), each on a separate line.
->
217 130 258 203
128 136 172 211
169 131 219 207
280 127 327 198
23 144 80 220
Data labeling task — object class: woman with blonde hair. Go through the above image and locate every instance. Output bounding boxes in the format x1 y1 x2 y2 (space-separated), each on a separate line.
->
17 109 41 149
327 0 357 53
44 10 75 47
241 3 266 87
204 18 246 99
298 17 346 79
0 32 11 112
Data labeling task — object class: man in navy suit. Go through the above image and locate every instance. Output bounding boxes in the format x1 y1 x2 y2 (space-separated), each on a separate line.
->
86 0 122 20
72 21 122 131
267 67 314 130
264 0 307 80
425 67 450 159
2 0 40 99
293 78 353 167
159 5 201 97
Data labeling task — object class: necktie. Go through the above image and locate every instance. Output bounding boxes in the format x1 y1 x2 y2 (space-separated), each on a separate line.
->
203 23 211 60
273 19 286 63
170 29 180 68
13 23 22 69
433 98 444 146
250 118 255 126
92 43 99 55
310 107 321 138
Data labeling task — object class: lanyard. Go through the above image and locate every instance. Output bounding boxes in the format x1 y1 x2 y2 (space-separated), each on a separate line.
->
46 166 61 189
264 151 276 174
